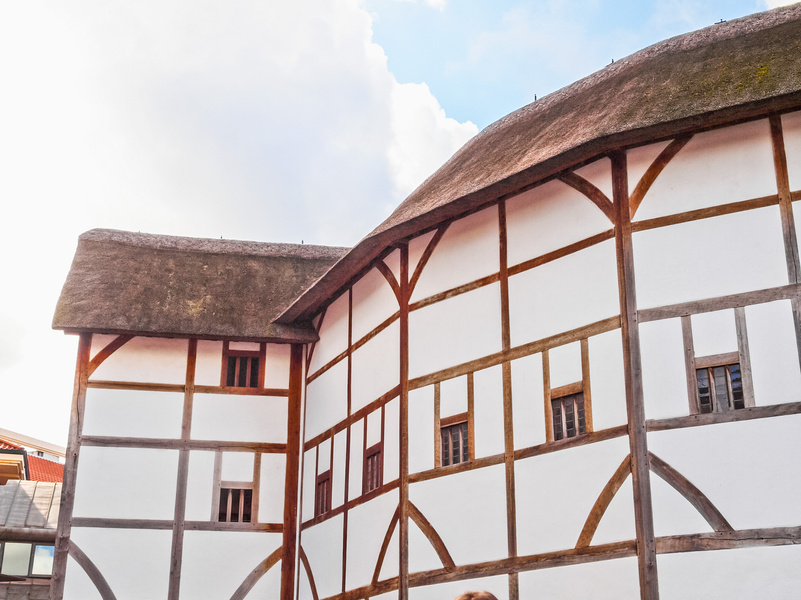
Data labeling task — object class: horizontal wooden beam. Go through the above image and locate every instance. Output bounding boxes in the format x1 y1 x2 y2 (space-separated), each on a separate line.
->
80 436 287 453
646 401 801 432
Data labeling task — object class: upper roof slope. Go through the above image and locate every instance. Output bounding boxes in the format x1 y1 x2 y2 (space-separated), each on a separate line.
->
53 229 349 341
278 4 801 323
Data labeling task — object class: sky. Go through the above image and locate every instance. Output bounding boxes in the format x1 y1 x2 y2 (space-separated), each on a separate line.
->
0 0 795 446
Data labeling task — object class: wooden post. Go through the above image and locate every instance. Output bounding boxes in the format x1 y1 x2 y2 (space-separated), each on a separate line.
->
399 245 410 600
282 344 304 600
612 151 660 600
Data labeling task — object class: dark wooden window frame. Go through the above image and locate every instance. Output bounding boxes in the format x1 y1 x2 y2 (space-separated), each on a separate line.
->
433 374 476 469
221 341 267 389
217 485 254 523
439 415 470 467
315 470 332 516
0 541 55 579
550 391 588 441
543 339 594 443
363 442 383 494
211 451 261 525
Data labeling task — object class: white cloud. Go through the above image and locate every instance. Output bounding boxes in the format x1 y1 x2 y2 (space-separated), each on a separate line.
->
762 0 799 8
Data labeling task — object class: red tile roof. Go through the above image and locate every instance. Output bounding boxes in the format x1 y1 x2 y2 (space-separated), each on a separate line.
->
0 440 23 450
27 454 64 483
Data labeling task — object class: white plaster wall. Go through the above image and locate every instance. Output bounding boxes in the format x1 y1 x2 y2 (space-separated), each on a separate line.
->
691 309 738 356
348 419 364 501
352 267 399 342
627 139 672 195
73 446 178 520
378 525 399 581
633 119 777 221
298 562 314 600
588 329 628 430
781 109 801 192
309 291 349 373
301 514 344 599
259 452 286 523
633 207 788 309
301 447 316 522
409 575 509 600
408 386 434 474
639 318 690 420
409 283 503 378
264 343 291 389
184 450 215 521
222 451 254 481
574 156 613 201
63 554 103 600
384 248 402 284
82 388 184 439
89 335 188 384
505 179 613 268
440 376 467 418
746 300 801 406
230 341 260 351
658 545 801 599
243 553 282 599
509 240 619 346
473 365 505 458
351 321 399 412
180 530 282 600
548 341 582 388
367 409 382 446
332 430 347 509
409 517 445 573
518 556 640 599
195 340 224 386
191 394 287 443
345 489 398 590
592 477 635 545
650 470 713 538
510 353 546 450
305 359 348 442
408 230 437 278
410 206 500 303
409 464 508 565
70 527 172 600
647 414 801 529
515 436 631 555
383 398 400 483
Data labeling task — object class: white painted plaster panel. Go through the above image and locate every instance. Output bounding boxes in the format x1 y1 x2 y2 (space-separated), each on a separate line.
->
515 437 631 555
384 248 401 284
410 464 508 565
634 119 777 221
633 207 788 308
409 517 444 573
592 477 635 545
180 530 282 600
510 353 546 451
318 438 331 471
509 240 619 346
410 206 500 303
781 109 801 192
658 545 801 599
439 375 467 418
301 514 344 599
588 329 627 430
351 321 400 413
264 343 291 389
73 446 178 520
371 593 399 600
191 394 287 443
222 452 254 482
184 450 215 521
298 563 314 600
408 386 435 474
650 469 713 537
195 340 224 386
746 300 801 406
409 283 503 379
505 179 613 268
82 388 183 439
366 409 382 447
305 360 348 442
345 490 399 590
647 414 801 529
691 309 738 357
348 420 364 502
243 553 282 599
627 139 672 194
639 318 689 420
378 524 399 581
574 156 613 201
352 267 399 342
63 554 103 600
90 335 188 384
409 575 509 600
332 430 347 509
70 527 172 600
473 365 505 458
518 556 639 600
548 341 582 389
309 291 349 373
302 448 316 522
229 341 260 351
259 452 286 524
408 229 437 277
383 398 400 483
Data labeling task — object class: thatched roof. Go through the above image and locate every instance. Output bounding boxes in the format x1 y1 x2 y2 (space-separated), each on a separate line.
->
53 229 348 341
277 4 801 323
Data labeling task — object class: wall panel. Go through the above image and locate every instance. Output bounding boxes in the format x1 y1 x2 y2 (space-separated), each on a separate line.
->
408 386 435 474
301 448 316 522
89 335 188 384
510 353 546 450
348 419 364 502
639 318 690 420
352 267 399 342
345 491 399 590
195 340 224 386
191 394 287 443
332 430 347 509
82 389 184 439
650 470 713 538
473 365 505 458
409 575 508 600
309 292 350 373
304 359 348 441
263 343 291 389
301 515 344 599
258 452 286 523
746 300 801 406
588 329 627 430
351 321 399 412
782 109 801 191
63 554 103 600
383 398 400 484
184 450 215 521
518 556 640 599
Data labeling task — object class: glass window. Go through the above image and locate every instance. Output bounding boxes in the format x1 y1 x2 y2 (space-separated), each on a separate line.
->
31 545 55 576
440 421 469 466
695 363 744 413
551 393 587 441
1 542 32 577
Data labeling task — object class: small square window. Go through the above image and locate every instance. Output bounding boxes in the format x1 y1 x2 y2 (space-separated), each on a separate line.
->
0 542 31 577
218 487 253 523
440 420 469 467
363 443 383 494
696 363 745 413
226 354 260 388
551 392 587 441
315 471 332 517
30 545 55 577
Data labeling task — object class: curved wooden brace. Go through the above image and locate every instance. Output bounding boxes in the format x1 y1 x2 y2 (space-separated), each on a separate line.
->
649 452 733 532
228 546 283 600
408 502 456 569
629 134 692 218
576 455 631 548
371 505 400 585
408 224 449 299
557 172 615 222
67 540 118 600
375 260 401 305
299 546 320 600
306 307 328 372
87 335 133 377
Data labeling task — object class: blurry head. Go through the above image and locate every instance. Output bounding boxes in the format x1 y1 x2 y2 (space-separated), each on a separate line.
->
453 593 499 600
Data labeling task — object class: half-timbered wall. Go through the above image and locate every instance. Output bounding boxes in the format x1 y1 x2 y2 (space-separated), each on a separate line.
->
299 110 801 600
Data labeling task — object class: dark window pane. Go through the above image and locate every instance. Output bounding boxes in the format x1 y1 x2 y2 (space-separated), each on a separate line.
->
238 358 248 388
576 395 587 435
442 429 450 466
219 489 229 522
242 489 252 523
713 366 728 410
729 364 745 409
552 399 564 441
249 357 260 387
696 368 712 413
461 422 469 462
452 425 460 465
226 357 237 387
565 398 576 438
230 489 241 522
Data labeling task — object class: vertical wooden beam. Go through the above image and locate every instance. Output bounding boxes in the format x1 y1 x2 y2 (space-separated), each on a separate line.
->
399 244 410 600
542 350 553 442
282 344 304 600
612 150 659 600
466 373 476 461
734 307 756 408
580 338 594 433
51 332 92 600
168 338 196 600
681 317 700 414
342 289 354 593
433 382 441 467
498 199 519 600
